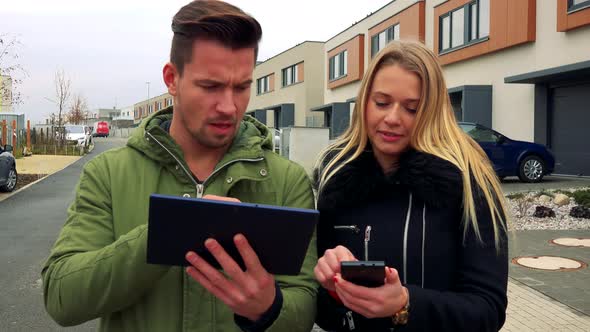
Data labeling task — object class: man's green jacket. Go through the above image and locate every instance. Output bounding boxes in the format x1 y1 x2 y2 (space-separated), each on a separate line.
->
42 108 318 331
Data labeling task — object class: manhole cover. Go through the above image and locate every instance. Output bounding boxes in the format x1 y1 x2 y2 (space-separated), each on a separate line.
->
550 238 590 248
511 256 587 271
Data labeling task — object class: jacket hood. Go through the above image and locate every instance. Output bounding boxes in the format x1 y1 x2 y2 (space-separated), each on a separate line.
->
127 107 274 165
316 148 464 211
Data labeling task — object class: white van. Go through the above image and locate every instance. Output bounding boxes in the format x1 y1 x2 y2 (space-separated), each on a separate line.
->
65 125 92 146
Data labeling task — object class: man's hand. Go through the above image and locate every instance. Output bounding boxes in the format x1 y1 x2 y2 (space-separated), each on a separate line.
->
202 194 240 203
186 233 276 322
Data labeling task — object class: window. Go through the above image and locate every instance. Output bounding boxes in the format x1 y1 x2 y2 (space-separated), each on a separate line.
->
569 0 590 12
440 0 489 53
282 64 299 87
165 98 173 107
329 50 348 81
157 101 163 111
460 124 500 143
256 75 271 95
371 24 400 57
148 105 153 114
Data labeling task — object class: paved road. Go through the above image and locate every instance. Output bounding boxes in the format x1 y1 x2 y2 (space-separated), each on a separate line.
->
502 175 590 193
0 137 126 331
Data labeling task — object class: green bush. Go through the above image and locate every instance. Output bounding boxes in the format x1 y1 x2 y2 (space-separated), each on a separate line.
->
535 190 554 198
553 189 575 198
572 189 590 208
506 192 525 200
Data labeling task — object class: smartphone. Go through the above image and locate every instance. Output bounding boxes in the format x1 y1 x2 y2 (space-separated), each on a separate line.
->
340 261 386 288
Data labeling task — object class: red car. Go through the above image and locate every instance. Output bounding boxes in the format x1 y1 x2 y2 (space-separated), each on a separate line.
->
92 121 110 137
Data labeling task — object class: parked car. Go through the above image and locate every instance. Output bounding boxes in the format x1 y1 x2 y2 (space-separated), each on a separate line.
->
92 121 110 137
0 144 17 192
459 122 555 183
65 125 92 147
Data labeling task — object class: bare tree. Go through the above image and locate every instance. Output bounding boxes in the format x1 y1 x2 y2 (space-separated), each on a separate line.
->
68 94 88 125
54 69 71 132
0 34 28 109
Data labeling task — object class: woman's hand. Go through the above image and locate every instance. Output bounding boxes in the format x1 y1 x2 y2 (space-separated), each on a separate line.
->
314 245 356 291
334 267 408 319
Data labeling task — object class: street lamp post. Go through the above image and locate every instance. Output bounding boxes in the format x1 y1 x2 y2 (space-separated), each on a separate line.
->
146 81 150 116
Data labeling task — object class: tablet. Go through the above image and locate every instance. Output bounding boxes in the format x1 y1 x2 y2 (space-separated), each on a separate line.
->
146 193 318 275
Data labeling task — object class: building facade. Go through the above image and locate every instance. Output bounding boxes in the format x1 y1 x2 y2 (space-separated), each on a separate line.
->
134 92 173 125
247 41 326 129
316 0 426 138
259 0 589 176
424 0 590 176
112 105 134 128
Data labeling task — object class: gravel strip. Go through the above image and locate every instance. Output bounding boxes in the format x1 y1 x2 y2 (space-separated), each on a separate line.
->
506 187 590 231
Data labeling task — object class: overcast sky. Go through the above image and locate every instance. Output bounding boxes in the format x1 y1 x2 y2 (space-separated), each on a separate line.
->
1 0 392 123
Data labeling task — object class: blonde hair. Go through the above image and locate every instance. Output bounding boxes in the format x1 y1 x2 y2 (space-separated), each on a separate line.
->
316 41 508 247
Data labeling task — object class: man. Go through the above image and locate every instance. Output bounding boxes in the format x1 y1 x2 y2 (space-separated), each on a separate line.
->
41 1 317 331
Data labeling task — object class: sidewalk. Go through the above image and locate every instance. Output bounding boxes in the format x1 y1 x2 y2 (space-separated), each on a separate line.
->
509 230 590 315
0 154 81 202
16 154 81 175
503 279 590 331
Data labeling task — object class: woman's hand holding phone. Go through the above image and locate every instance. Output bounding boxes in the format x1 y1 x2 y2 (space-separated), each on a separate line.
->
315 245 408 319
314 245 356 291
333 266 408 319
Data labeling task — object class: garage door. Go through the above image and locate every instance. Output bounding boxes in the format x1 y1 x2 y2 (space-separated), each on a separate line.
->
551 82 590 176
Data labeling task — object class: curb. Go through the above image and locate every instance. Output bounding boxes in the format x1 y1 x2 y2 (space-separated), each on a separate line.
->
0 156 83 203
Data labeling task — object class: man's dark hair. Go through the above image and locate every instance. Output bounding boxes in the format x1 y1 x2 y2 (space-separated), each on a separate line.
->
170 0 262 75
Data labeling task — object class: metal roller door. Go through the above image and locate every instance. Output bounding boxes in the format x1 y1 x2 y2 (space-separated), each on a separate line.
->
551 82 590 176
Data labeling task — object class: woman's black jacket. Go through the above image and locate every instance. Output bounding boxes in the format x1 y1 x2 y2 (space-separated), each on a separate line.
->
314 149 508 331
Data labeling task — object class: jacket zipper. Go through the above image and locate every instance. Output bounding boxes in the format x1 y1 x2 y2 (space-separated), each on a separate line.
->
364 226 372 261
402 193 413 285
146 132 263 198
421 203 426 288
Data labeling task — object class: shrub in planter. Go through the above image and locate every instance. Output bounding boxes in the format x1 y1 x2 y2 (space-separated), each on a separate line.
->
570 206 590 219
533 206 556 218
572 189 590 208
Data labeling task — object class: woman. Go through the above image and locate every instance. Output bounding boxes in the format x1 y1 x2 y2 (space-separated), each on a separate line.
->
313 41 509 331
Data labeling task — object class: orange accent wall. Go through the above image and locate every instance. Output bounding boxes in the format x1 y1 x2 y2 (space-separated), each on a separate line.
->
297 62 305 82
268 73 275 92
327 34 365 89
369 1 426 43
557 0 590 31
434 0 536 66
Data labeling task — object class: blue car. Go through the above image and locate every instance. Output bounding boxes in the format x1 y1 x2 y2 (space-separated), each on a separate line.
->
459 122 555 183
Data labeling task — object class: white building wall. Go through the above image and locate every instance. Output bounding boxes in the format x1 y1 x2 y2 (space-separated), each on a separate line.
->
425 0 590 141
324 0 420 105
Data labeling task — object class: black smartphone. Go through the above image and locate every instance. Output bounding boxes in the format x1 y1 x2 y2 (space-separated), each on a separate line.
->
340 261 386 287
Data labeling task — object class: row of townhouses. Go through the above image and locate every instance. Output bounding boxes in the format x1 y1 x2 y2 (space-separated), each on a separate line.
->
246 0 590 177
132 0 589 177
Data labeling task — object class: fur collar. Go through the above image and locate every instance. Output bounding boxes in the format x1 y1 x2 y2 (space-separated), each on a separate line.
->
316 149 464 211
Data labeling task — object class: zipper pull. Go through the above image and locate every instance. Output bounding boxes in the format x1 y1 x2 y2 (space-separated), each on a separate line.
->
196 184 204 198
364 225 372 261
333 225 360 234
345 311 356 330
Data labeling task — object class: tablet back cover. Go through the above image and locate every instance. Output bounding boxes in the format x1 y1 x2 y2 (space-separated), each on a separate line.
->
147 194 318 275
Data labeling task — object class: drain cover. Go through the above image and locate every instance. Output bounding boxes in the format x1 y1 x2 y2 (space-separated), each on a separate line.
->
512 256 587 271
550 238 590 248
